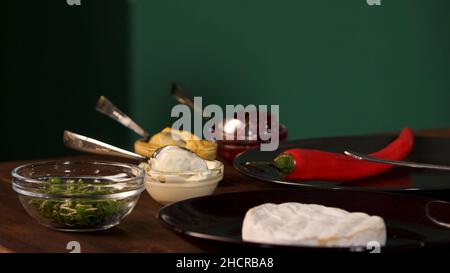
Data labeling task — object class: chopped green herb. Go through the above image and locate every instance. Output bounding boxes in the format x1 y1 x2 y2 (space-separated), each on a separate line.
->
29 178 129 228
48 177 63 184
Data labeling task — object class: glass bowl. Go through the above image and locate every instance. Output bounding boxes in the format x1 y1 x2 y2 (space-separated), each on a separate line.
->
11 161 145 232
217 123 288 161
141 160 224 205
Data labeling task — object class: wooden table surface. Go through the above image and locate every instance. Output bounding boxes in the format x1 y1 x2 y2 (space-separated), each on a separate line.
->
1 128 450 253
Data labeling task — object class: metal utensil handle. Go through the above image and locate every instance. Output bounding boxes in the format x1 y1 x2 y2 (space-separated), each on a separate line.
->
96 96 150 139
344 151 450 171
63 130 147 161
171 83 201 115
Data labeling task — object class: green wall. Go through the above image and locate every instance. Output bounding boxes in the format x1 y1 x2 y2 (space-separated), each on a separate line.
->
130 0 450 142
2 1 450 161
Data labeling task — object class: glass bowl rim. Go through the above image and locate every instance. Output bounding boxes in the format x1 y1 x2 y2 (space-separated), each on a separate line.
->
11 160 145 198
143 160 224 176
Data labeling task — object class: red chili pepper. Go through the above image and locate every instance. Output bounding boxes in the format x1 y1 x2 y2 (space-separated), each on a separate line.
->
272 128 414 181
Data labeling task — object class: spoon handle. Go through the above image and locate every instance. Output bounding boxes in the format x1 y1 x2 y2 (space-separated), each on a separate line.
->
171 83 195 109
96 96 150 139
63 130 147 161
171 82 205 115
344 151 450 171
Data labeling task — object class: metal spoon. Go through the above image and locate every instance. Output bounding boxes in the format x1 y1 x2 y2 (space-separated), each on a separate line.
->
96 96 151 140
171 82 209 119
171 82 196 112
344 151 450 171
151 145 196 158
63 130 147 161
171 82 254 139
63 130 197 161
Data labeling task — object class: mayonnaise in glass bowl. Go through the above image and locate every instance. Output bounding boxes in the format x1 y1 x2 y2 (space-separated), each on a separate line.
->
141 160 224 205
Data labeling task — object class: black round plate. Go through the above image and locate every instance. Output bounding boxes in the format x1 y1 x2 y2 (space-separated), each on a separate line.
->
158 188 450 252
233 135 450 192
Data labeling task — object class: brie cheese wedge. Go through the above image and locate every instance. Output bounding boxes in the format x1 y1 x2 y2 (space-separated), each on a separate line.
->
242 203 386 247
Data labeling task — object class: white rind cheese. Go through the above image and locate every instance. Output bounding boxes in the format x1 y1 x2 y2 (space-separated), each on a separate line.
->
242 203 386 247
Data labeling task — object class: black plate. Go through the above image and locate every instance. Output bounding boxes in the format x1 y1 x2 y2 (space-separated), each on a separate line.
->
158 188 450 252
233 135 450 192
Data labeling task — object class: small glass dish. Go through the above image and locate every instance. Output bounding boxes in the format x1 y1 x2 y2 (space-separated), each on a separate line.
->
217 123 288 161
142 160 224 205
11 161 145 232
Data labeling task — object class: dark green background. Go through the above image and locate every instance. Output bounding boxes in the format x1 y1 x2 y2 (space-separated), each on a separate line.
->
2 0 450 161
2 1 130 161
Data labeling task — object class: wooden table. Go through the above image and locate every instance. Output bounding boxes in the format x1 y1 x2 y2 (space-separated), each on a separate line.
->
0 156 280 253
1 129 449 253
